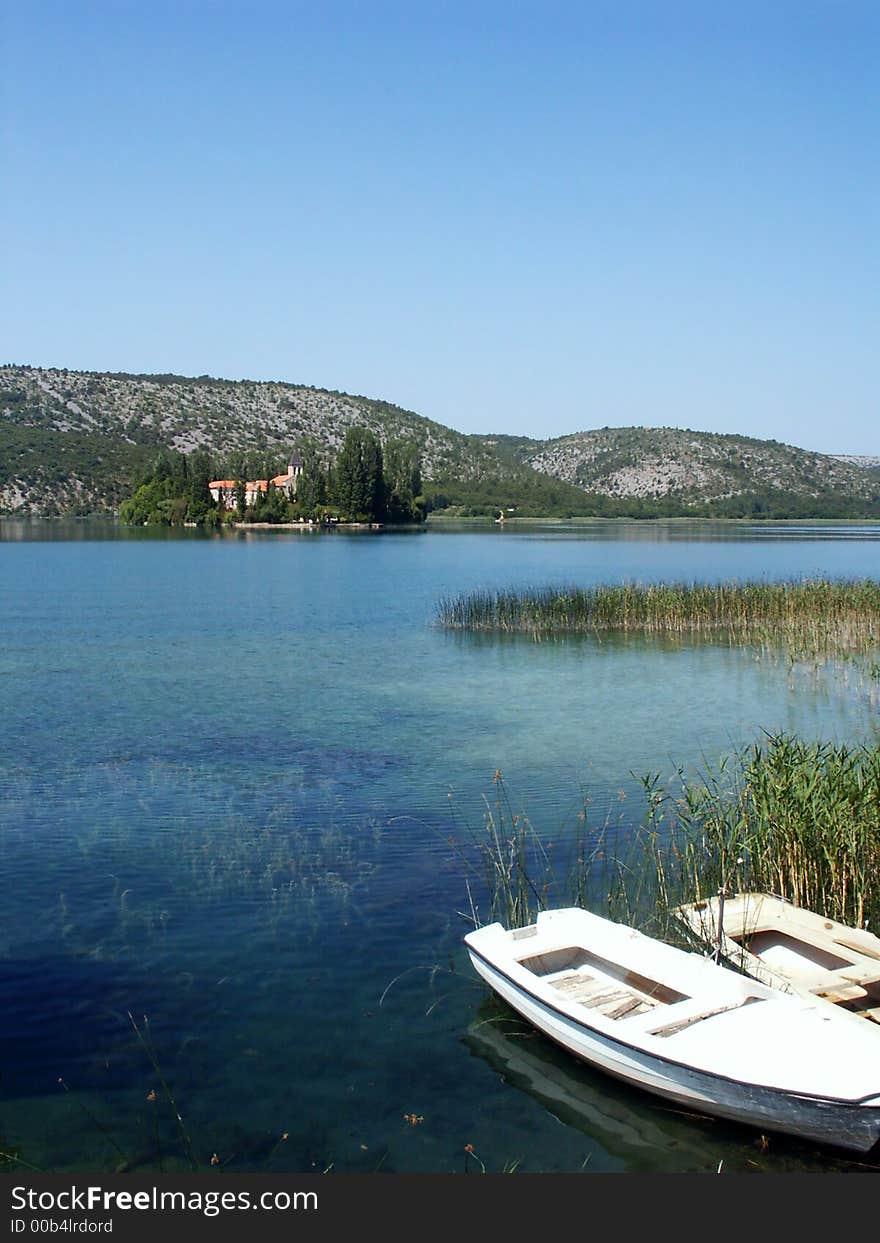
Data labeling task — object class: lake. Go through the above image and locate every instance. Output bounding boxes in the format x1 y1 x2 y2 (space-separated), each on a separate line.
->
2 518 880 1173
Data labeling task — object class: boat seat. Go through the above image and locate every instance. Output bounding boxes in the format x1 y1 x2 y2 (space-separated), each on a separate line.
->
648 998 756 1038
549 973 657 1018
810 982 868 1004
837 964 880 987
600 995 652 1020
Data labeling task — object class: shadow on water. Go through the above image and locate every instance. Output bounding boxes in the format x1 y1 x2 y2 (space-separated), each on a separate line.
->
441 627 720 655
463 1002 880 1174
0 518 212 543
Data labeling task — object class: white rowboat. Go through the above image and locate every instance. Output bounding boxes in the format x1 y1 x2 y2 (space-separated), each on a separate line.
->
464 907 880 1153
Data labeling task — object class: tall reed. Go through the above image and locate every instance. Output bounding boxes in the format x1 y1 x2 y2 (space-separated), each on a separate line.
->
438 578 880 667
463 736 880 938
450 773 615 930
640 734 880 934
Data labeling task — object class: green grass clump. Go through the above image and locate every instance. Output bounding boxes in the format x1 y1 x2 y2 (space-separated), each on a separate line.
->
438 578 880 666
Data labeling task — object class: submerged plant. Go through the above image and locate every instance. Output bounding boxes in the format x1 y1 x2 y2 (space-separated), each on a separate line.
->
450 772 617 930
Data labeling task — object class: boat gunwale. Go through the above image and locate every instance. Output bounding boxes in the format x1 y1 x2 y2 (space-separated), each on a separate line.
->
465 939 880 1109
675 893 880 957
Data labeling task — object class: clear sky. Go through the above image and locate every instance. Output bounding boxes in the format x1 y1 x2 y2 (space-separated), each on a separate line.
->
2 1 877 452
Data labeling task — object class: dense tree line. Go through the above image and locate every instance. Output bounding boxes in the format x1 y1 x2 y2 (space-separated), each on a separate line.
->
118 427 426 527
20 408 880 524
423 478 880 520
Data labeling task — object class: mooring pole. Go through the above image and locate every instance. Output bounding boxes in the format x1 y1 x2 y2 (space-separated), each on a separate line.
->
714 887 727 965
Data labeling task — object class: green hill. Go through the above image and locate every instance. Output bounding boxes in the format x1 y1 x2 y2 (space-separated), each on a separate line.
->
2 365 879 519
0 365 589 517
478 426 880 519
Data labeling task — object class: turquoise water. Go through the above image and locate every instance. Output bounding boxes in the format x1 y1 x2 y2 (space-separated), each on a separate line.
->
2 518 880 1173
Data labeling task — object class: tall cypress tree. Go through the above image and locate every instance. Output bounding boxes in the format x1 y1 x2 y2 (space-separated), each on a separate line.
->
384 439 423 522
185 450 215 523
333 427 385 520
295 443 328 516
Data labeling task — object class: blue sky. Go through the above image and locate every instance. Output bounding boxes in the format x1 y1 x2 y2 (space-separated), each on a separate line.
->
2 2 877 452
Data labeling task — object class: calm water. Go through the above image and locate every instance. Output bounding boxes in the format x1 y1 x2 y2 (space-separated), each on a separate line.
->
2 518 880 1174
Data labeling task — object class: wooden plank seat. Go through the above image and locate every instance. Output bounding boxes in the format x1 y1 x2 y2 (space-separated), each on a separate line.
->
549 972 657 1018
837 965 880 987
649 1000 751 1038
601 995 652 1020
810 982 868 1004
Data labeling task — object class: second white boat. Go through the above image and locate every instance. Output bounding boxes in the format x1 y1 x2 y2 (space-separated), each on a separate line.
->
673 892 880 1024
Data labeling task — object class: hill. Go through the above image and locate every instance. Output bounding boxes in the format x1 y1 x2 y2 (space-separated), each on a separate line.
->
479 427 880 519
2 365 879 519
0 365 589 517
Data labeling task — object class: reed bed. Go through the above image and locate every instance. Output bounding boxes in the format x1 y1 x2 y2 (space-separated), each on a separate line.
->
438 578 880 665
464 736 880 939
639 734 880 936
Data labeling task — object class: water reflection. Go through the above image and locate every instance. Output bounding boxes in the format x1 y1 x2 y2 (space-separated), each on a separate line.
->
4 516 880 544
464 1006 879 1173
430 519 880 542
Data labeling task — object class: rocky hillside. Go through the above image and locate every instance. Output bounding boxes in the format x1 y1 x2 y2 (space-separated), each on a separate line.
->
481 427 880 516
0 364 587 516
2 365 878 518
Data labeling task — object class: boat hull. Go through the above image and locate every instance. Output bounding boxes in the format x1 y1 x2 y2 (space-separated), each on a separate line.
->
468 946 880 1154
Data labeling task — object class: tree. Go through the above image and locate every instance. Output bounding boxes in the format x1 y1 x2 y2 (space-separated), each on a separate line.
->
294 442 328 517
184 450 215 524
152 450 174 484
119 478 175 525
268 479 290 522
384 438 423 522
170 451 188 496
332 427 385 521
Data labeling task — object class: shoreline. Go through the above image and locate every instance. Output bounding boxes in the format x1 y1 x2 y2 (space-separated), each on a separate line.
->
229 520 383 530
5 514 880 529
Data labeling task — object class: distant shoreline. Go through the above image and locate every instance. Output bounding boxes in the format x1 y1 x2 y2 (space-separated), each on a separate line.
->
222 520 384 531
4 514 880 528
424 514 880 526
